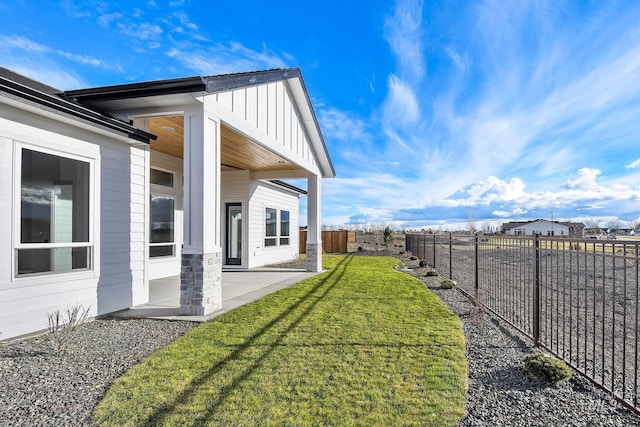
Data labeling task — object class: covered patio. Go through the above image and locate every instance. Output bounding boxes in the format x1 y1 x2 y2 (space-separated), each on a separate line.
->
63 69 334 318
110 268 321 322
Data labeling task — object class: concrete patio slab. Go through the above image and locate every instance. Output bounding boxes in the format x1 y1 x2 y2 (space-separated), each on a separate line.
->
108 268 322 322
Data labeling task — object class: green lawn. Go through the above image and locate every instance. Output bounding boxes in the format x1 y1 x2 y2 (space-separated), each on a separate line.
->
94 255 467 426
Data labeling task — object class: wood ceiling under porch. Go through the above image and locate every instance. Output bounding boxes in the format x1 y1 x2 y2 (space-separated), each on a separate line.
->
149 115 301 172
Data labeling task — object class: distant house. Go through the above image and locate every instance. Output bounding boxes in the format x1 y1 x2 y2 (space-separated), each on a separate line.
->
501 219 585 237
0 67 334 339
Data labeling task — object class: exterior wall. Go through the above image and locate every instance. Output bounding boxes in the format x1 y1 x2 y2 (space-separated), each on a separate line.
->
0 102 146 339
211 81 319 175
98 142 148 313
148 150 184 280
505 220 570 236
247 181 300 268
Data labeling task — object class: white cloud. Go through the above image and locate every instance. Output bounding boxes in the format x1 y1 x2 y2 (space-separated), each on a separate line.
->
56 51 123 71
118 22 163 40
383 75 420 126
318 108 369 142
384 0 425 82
563 168 601 190
626 158 640 169
0 35 122 76
2 35 49 53
173 12 198 31
445 46 468 73
461 176 526 202
167 42 289 75
98 13 123 27
4 64 85 90
60 0 91 18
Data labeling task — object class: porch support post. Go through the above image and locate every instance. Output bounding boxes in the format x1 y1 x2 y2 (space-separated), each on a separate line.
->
306 173 323 272
180 110 222 315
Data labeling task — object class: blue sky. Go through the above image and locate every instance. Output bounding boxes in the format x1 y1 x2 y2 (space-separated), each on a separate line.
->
2 0 640 230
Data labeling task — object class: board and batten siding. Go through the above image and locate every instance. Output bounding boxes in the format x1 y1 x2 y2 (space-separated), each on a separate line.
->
247 181 300 268
214 81 317 171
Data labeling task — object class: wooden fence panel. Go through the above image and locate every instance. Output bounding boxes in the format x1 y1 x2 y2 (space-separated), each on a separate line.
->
299 230 351 253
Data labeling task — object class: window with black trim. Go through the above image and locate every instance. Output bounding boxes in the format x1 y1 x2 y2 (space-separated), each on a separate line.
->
18 148 92 276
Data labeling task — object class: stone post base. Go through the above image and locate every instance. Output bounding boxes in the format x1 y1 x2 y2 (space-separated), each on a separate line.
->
180 252 222 316
306 242 323 272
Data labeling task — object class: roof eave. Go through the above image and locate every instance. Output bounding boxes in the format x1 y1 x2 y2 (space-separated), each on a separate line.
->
61 76 207 103
0 76 155 144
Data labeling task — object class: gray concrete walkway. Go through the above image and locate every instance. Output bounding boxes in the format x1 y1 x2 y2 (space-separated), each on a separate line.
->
109 268 321 322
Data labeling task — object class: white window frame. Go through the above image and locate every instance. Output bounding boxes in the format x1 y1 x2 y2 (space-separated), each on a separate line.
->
280 209 290 246
13 142 96 278
264 207 278 247
149 166 178 259
264 207 292 248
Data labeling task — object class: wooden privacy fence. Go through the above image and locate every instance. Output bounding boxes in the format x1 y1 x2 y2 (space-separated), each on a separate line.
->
299 230 356 254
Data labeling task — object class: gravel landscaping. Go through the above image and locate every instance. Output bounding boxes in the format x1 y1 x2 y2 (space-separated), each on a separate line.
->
396 252 640 426
0 319 197 426
2 249 640 426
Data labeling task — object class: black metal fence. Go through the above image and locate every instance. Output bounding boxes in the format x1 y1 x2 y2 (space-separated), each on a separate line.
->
406 233 640 414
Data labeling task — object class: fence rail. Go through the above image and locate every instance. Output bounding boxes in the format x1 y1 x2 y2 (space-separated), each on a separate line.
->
406 233 640 414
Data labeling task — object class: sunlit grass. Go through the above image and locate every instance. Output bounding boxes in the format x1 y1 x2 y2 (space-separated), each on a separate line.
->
94 255 467 426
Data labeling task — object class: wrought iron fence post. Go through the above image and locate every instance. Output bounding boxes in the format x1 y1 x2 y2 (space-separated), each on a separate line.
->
474 233 479 299
533 233 540 347
449 233 453 279
433 233 437 269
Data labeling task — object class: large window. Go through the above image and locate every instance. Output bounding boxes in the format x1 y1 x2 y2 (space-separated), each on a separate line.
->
18 148 91 276
264 207 291 247
265 207 277 247
149 168 177 258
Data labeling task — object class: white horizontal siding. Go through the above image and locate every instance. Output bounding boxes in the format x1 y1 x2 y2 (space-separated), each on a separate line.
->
247 181 300 268
99 140 148 313
1 289 96 338
0 109 112 339
222 170 249 199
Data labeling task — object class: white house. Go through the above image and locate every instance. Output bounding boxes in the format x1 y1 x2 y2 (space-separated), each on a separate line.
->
0 67 334 340
502 219 585 237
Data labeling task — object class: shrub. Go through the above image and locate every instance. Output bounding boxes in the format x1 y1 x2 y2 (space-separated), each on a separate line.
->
418 260 426 268
426 270 439 277
358 247 363 252
523 352 572 384
47 304 91 354
409 256 418 261
440 279 456 289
